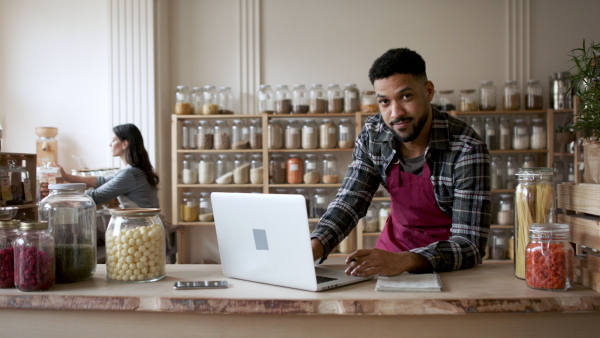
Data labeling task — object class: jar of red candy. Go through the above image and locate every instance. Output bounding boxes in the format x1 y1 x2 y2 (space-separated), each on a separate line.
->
0 220 20 288
13 220 55 292
526 223 573 291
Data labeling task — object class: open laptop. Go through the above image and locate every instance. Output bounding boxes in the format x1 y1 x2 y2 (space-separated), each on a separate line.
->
211 192 373 291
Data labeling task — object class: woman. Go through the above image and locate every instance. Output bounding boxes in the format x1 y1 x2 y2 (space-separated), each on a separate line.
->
59 123 160 208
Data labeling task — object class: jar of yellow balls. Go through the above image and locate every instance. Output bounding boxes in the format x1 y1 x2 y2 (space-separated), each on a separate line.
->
105 208 166 283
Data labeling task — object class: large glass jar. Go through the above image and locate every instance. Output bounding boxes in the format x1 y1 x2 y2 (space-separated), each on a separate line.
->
248 119 262 149
182 154 198 184
337 118 355 149
180 191 198 222
0 219 19 288
174 85 192 115
327 84 344 114
319 119 337 149
343 83 360 113
199 192 213 222
275 85 292 114
526 80 543 110
505 156 517 189
292 84 309 114
231 119 249 150
469 116 483 138
268 120 284 149
218 86 234 114
313 189 329 218
479 81 496 111
490 156 504 190
303 154 320 184
286 154 303 184
182 120 197 149
250 154 263 184
191 86 203 115
309 84 327 114
378 202 390 232
269 154 286 184
496 193 514 225
215 155 233 184
489 229 508 260
197 120 214 150
284 120 301 149
502 80 521 110
498 116 511 150
512 118 529 150
258 84 274 114
202 85 219 115
438 90 457 112
213 120 231 150
39 183 96 283
233 154 250 184
530 118 547 150
301 119 319 149
322 154 338 184
522 155 535 168
198 155 215 184
14 220 55 291
106 208 166 283
360 91 378 113
458 89 478 112
514 167 555 279
363 208 378 233
526 223 573 291
484 117 498 150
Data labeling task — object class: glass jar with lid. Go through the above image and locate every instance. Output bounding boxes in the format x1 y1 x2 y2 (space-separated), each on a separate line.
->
343 83 360 113
327 84 344 114
502 80 521 110
174 85 192 115
514 167 555 279
489 229 508 260
360 91 378 113
484 117 497 150
301 119 319 149
269 154 286 184
469 116 483 138
363 208 378 233
319 119 337 149
496 194 514 225
182 154 197 184
490 156 504 190
14 220 55 291
284 120 301 149
213 120 231 150
182 120 197 150
505 156 517 189
196 120 214 150
267 120 284 149
438 90 457 112
218 86 234 114
258 84 274 114
248 119 262 149
378 202 390 232
215 154 233 184
526 80 543 110
286 154 303 184
231 119 249 150
275 85 292 114
567 162 575 182
303 154 320 184
337 119 355 149
512 118 529 150
498 116 511 150
0 219 20 288
309 84 327 114
479 81 496 111
233 154 250 184
198 155 215 184
292 84 309 114
250 154 263 184
530 118 547 150
106 208 166 283
526 223 573 291
199 192 213 222
313 189 329 218
458 89 478 111
322 154 338 184
202 85 219 115
38 183 96 283
191 86 203 115
180 191 198 222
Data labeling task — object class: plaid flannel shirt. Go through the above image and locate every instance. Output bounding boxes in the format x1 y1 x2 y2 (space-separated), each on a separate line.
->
311 107 491 271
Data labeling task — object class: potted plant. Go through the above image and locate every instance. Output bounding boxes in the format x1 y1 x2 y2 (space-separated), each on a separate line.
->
568 40 600 183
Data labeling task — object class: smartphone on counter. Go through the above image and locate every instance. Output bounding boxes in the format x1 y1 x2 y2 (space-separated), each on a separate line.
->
173 280 228 290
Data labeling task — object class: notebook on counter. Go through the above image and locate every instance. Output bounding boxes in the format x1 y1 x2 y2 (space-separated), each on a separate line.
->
211 192 373 292
376 272 442 292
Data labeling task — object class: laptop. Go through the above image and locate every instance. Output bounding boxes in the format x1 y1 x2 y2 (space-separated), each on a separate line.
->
211 192 373 291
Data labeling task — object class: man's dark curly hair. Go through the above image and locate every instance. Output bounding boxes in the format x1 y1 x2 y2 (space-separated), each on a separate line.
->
368 48 427 85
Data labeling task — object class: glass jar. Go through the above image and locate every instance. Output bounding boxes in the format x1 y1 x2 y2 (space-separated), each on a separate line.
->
327 84 344 114
360 91 378 113
182 154 197 184
512 118 529 150
303 154 320 184
322 154 338 184
180 191 198 222
526 223 573 291
38 183 96 283
497 194 514 225
567 162 575 182
469 116 483 138
458 89 478 112
213 120 231 150
479 81 496 111
553 161 565 187
337 118 355 149
0 219 19 288
301 119 319 149
438 90 457 112
502 80 521 110
530 118 547 150
343 83 360 113
378 202 390 232
363 208 378 233
5 159 26 204
248 119 262 149
198 155 215 184
286 155 303 184
218 86 234 114
174 85 192 115
319 119 337 149
522 155 535 168
295 188 312 218
490 156 504 190
233 154 250 184
284 120 301 149
484 117 498 150
197 120 214 150
37 158 62 201
258 84 274 114
250 154 263 184
489 229 508 260
106 208 166 283
514 167 555 279
292 84 309 114
231 119 249 150
338 231 357 255
198 192 213 222
505 156 517 189
526 80 543 110
499 116 511 150
309 84 327 114
268 120 284 149
274 85 292 114
202 85 219 115
215 155 233 184
182 120 197 149
14 220 55 291
191 86 203 115
313 189 329 218
269 154 286 184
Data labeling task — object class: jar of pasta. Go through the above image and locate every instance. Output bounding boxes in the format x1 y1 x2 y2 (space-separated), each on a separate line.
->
526 223 573 291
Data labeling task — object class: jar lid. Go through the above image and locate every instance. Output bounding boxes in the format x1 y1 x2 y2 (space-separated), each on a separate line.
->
109 208 161 217
20 220 49 230
48 183 86 190
529 223 570 238
0 219 20 229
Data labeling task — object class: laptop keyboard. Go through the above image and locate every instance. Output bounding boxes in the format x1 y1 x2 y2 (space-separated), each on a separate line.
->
316 275 338 284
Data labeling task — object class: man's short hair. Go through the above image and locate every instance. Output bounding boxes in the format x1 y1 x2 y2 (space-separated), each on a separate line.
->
368 48 427 84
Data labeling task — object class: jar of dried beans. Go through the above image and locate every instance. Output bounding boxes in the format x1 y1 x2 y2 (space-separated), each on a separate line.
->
327 84 344 114
292 84 309 114
248 119 262 149
197 120 214 150
526 223 573 291
275 85 292 114
214 120 231 150
269 154 286 184
14 220 55 291
502 80 521 110
309 84 327 114
0 219 20 288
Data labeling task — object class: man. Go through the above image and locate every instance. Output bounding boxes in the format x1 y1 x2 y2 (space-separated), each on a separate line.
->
310 48 491 277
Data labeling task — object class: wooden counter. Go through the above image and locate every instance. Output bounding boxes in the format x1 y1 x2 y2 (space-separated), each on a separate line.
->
1 262 599 337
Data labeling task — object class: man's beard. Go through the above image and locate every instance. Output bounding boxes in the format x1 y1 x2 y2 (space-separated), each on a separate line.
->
390 110 429 143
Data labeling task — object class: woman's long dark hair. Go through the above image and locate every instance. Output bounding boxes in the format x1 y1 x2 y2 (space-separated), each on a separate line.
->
113 123 160 188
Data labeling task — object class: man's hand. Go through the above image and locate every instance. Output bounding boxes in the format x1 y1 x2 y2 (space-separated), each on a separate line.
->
344 248 431 277
311 238 324 262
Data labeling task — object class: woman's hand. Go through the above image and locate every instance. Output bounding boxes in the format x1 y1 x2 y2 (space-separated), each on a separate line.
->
345 249 431 277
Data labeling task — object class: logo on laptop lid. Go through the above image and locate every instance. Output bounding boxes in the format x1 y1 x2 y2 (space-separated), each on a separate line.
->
252 229 269 250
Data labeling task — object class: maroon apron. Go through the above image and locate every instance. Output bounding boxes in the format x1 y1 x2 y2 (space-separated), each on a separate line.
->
375 157 452 252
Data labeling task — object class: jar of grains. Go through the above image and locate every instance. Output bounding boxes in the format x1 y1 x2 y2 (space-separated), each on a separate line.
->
484 117 497 150
327 84 344 114
182 154 197 184
526 223 573 291
512 119 529 150
502 80 521 110
215 155 233 184
13 221 55 291
360 91 378 113
479 81 496 111
490 156 503 190
198 155 215 184
319 119 337 149
337 118 355 149
231 119 249 150
269 154 286 184
182 120 197 149
458 89 478 111
301 119 319 149
292 84 309 114
191 86 203 115
180 191 198 222
106 208 166 283
522 155 535 168
498 116 511 150
218 86 234 114
199 192 213 222
309 84 327 114
0 220 20 288
526 80 543 110
530 118 547 150
322 154 338 184
250 154 263 184
275 85 292 114
286 155 303 184
303 154 320 184
258 84 274 114
213 120 231 150
438 90 457 112
363 208 378 233
174 85 192 115
284 120 301 149
233 154 250 184
496 193 514 225
202 85 219 115
196 120 214 150
268 120 284 149
248 119 262 149
343 83 360 113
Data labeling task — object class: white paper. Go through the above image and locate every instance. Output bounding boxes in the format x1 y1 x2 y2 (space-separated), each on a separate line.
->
375 272 442 292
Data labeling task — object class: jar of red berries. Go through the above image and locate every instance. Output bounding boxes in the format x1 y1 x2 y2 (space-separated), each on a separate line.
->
0 220 20 288
13 220 55 292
